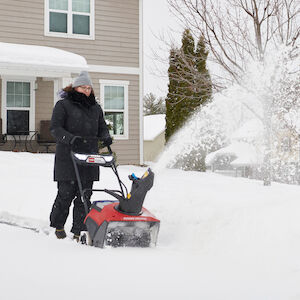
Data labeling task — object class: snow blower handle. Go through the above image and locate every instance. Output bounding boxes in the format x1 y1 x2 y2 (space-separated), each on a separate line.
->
70 136 113 153
70 135 83 145
107 145 113 155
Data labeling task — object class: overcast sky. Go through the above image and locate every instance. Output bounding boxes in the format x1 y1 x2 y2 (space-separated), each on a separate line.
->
143 0 182 98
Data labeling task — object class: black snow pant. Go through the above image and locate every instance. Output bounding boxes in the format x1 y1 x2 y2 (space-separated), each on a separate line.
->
50 180 93 235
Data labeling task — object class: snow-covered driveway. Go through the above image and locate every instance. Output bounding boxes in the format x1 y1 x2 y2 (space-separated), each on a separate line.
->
1 151 300 300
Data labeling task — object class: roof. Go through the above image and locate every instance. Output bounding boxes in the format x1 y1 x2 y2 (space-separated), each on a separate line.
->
144 114 166 141
0 42 88 77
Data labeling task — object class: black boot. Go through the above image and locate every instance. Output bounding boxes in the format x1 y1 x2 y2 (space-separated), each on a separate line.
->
55 228 67 239
73 234 80 242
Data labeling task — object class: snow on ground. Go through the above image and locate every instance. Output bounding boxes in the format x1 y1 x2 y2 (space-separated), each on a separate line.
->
1 151 300 300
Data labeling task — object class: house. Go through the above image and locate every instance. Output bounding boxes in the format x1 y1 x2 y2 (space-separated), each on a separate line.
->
143 114 165 162
206 119 264 177
206 117 300 183
0 0 144 165
206 141 262 177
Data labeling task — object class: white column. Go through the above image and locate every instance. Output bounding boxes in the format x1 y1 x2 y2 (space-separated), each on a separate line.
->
53 77 73 105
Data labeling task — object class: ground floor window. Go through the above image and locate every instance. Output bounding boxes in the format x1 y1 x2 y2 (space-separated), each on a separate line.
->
99 80 129 139
1 78 35 135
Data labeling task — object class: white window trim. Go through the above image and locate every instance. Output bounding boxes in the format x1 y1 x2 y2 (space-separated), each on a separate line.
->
1 76 36 138
99 80 129 140
44 0 95 40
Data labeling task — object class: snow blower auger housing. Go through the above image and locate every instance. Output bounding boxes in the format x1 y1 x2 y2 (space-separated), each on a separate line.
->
71 138 160 248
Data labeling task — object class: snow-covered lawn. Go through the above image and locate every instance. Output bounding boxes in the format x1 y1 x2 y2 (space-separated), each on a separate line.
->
1 151 300 300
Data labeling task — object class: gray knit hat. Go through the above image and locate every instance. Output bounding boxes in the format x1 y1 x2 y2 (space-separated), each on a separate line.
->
73 71 93 88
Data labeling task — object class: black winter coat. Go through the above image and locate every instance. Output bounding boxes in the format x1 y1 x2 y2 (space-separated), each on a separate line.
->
50 90 111 182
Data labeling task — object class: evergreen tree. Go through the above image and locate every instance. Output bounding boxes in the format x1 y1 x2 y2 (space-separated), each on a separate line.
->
175 29 195 133
165 29 212 143
165 48 181 141
195 35 212 105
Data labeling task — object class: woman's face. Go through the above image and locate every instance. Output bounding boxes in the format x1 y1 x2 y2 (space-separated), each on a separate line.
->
75 85 92 97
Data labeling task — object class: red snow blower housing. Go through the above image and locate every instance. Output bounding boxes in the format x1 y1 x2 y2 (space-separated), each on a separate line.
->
71 139 160 248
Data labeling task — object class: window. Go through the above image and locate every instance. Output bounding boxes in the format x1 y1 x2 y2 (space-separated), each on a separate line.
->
1 79 35 135
45 0 94 39
100 80 129 139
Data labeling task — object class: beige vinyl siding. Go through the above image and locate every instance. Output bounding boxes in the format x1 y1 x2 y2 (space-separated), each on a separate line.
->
90 72 140 165
35 78 54 130
0 0 140 67
144 132 165 162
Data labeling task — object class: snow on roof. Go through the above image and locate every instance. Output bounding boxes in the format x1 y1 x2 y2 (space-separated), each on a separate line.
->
0 42 87 74
206 141 262 166
144 114 166 141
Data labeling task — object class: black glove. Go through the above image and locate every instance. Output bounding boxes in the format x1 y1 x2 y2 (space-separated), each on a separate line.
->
70 136 83 145
102 137 113 147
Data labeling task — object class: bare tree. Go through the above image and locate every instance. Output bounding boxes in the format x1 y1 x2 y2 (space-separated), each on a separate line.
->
167 0 299 185
167 0 299 84
143 93 166 116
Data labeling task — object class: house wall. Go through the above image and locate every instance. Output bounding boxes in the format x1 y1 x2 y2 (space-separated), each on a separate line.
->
0 0 141 164
0 0 139 67
144 132 165 162
35 78 54 131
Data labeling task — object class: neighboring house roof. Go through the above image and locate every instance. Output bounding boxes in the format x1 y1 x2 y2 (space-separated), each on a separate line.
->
0 42 87 77
206 119 264 168
206 141 262 167
144 114 166 141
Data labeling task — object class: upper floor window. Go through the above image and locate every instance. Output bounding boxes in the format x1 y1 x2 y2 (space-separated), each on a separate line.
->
44 0 95 40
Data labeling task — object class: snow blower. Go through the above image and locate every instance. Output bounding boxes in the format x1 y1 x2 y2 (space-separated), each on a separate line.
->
71 139 160 248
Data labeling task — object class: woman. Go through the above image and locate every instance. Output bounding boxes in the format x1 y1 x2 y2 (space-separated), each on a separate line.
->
49 71 112 240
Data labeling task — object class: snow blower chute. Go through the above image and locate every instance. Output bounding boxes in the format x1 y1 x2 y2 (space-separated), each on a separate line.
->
71 139 160 248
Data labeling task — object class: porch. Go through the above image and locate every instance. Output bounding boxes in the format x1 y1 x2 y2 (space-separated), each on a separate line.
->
0 42 87 152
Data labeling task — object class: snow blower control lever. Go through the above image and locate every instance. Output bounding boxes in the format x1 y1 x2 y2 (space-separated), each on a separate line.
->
104 168 154 215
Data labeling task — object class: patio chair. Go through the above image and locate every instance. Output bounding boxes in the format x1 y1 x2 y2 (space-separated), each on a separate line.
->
0 119 7 146
36 120 56 152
